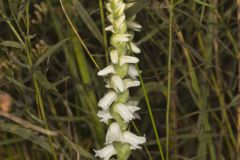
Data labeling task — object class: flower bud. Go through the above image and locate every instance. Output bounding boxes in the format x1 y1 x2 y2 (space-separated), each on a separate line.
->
110 75 126 93
98 91 117 110
113 103 135 122
106 122 123 144
123 131 146 149
97 109 113 124
110 50 118 64
94 144 117 160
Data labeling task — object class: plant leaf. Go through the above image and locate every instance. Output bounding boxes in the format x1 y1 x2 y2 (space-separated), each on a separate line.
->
194 0 214 7
125 0 150 18
73 0 103 45
34 70 57 91
5 76 34 92
0 41 23 48
0 121 52 153
34 38 68 67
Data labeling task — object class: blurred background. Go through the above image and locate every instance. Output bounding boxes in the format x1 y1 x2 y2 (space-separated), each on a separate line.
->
0 0 238 159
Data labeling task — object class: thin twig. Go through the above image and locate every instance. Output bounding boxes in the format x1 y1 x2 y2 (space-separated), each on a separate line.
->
237 0 240 158
166 0 173 159
59 0 100 70
0 111 58 136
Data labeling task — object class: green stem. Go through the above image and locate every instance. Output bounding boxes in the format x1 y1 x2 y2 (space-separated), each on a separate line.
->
99 0 109 64
25 2 58 159
132 122 153 160
166 0 173 159
136 65 165 160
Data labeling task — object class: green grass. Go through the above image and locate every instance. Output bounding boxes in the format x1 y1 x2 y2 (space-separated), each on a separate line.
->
0 0 238 159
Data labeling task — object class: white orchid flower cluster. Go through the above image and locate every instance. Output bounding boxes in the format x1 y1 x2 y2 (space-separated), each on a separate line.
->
94 0 146 160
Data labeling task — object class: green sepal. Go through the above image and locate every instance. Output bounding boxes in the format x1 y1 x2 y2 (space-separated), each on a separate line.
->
111 109 128 130
109 0 121 11
114 63 128 78
116 42 127 55
114 142 131 160
113 21 127 34
116 90 129 103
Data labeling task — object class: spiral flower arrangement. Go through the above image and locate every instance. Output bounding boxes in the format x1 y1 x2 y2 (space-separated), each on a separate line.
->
94 0 146 160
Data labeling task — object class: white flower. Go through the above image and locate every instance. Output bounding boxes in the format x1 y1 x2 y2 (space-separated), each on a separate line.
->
126 100 139 106
128 65 139 79
94 144 117 160
110 50 118 64
107 78 139 91
127 21 142 32
97 110 113 124
106 122 123 144
115 15 126 27
115 3 126 17
126 101 141 120
97 65 115 76
98 91 117 110
125 2 135 9
106 3 112 13
120 55 139 66
126 105 140 113
111 34 131 43
110 75 126 93
133 112 141 120
128 15 137 21
113 103 135 122
105 25 114 33
130 42 141 54
112 0 121 6
123 131 146 149
107 14 114 23
124 79 140 89
105 82 111 88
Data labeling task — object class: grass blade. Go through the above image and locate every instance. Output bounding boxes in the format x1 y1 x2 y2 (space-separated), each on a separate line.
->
73 0 103 45
34 38 68 67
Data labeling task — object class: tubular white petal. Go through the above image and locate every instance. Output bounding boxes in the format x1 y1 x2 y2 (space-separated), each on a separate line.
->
130 42 141 54
105 83 111 88
115 15 126 27
115 3 125 16
110 75 126 93
127 21 142 32
133 112 141 120
114 103 134 122
107 14 114 23
124 79 140 88
128 15 137 21
127 105 140 113
110 50 118 64
113 0 120 6
126 101 141 119
106 122 123 144
94 144 117 160
111 34 131 44
123 131 146 150
105 25 114 32
120 55 139 66
98 91 117 110
106 3 112 13
97 110 113 124
128 65 139 79
125 2 135 9
126 100 139 106
97 65 115 76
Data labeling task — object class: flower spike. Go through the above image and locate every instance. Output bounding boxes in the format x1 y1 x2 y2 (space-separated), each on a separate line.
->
95 0 145 159
98 91 117 110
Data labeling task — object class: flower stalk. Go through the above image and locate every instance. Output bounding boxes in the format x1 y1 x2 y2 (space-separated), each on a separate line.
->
95 0 145 159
